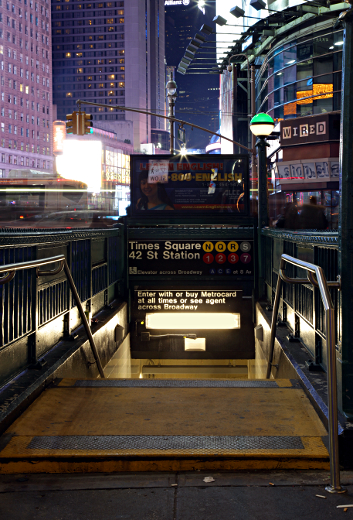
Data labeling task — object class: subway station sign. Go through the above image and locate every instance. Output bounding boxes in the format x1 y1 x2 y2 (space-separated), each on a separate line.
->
128 239 253 278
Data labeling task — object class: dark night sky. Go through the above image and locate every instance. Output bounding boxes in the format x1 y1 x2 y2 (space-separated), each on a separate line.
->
165 1 219 150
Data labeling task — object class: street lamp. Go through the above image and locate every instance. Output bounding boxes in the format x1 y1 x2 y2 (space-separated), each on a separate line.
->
250 112 274 297
166 72 177 154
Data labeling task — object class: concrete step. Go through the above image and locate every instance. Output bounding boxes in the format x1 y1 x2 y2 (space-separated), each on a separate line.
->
0 378 329 474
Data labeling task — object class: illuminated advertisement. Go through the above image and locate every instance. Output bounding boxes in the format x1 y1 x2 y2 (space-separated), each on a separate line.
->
53 121 66 155
220 69 234 154
130 154 249 217
56 140 102 192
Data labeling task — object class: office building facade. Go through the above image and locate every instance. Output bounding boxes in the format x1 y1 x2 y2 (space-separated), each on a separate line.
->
51 0 166 151
165 1 219 150
0 0 54 177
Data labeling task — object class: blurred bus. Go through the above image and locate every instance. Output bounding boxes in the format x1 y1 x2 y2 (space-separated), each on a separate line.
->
0 169 88 223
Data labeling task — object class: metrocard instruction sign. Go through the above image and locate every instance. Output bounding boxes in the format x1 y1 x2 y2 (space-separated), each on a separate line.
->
128 239 253 278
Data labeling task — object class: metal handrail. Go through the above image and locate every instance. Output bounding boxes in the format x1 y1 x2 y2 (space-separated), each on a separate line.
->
0 254 105 378
267 254 344 493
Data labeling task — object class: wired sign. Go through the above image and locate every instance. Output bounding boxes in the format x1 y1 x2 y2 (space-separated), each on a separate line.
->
128 239 253 278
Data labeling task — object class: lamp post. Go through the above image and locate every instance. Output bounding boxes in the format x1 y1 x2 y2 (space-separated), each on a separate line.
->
250 113 275 297
166 73 177 154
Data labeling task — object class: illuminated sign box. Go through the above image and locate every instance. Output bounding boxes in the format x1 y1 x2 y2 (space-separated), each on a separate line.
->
131 287 255 359
56 140 102 192
131 154 249 218
146 312 241 329
53 120 66 155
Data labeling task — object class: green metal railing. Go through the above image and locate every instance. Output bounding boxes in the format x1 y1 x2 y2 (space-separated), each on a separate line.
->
268 253 343 493
0 254 105 378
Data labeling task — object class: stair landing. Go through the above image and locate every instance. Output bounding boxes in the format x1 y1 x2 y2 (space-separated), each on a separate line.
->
0 379 329 473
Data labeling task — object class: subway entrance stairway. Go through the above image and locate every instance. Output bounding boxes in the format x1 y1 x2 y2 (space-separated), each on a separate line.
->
0 377 329 474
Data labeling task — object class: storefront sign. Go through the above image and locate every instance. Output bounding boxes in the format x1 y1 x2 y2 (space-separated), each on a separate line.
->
128 239 254 278
131 154 249 217
273 158 339 184
280 113 340 146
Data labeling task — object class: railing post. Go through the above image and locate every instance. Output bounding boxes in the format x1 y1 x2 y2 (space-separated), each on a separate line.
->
28 248 38 367
339 8 353 426
268 254 345 493
325 307 343 493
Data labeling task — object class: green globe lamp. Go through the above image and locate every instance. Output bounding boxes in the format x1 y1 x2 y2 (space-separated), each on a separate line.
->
250 113 275 138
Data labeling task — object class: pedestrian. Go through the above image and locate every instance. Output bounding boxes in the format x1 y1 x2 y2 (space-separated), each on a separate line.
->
275 202 299 229
299 196 328 230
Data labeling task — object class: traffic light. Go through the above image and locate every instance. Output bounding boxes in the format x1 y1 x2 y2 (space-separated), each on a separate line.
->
83 113 93 134
66 111 78 135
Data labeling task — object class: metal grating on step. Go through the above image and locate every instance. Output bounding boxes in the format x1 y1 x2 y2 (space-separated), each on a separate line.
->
27 435 304 451
74 380 279 388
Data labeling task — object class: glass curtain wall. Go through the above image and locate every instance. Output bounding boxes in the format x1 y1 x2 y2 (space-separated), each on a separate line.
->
256 26 343 231
256 28 343 120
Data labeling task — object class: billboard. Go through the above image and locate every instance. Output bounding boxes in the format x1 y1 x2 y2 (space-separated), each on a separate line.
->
130 154 249 217
53 121 66 155
56 140 102 193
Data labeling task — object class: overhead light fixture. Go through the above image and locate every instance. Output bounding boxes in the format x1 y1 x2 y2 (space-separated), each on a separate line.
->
262 29 275 36
200 24 213 35
188 40 201 52
186 45 197 53
213 15 227 26
334 41 344 46
250 0 266 10
287 59 296 64
195 33 207 43
145 312 241 330
230 6 245 18
185 50 195 59
191 39 201 48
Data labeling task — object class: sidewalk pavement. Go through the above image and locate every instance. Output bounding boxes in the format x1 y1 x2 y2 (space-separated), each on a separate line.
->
1 470 353 519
